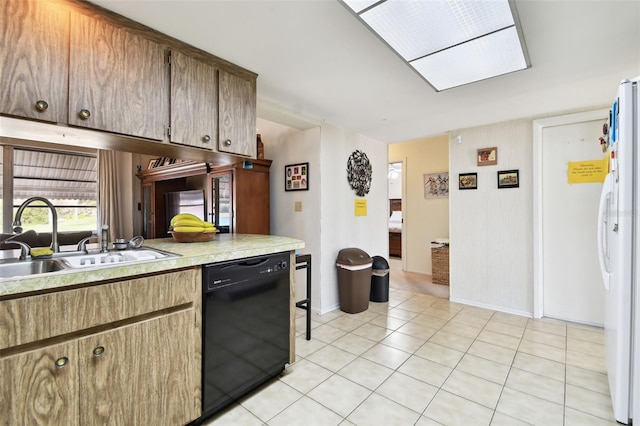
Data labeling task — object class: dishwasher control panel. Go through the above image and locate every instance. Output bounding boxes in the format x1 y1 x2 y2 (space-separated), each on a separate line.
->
203 252 290 292
260 260 288 274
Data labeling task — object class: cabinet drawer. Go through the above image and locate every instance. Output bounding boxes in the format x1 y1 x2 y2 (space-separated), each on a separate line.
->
0 269 199 350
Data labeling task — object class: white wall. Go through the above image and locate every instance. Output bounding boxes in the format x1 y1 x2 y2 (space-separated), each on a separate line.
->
319 124 389 313
259 117 388 314
449 120 533 315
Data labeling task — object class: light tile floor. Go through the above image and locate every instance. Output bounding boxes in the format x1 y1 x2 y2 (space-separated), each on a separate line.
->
204 270 616 426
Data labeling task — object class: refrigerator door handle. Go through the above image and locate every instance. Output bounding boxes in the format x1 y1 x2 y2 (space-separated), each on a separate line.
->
597 172 614 290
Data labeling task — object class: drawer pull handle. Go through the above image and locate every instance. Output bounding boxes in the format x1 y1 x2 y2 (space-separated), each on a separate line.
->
203 134 211 143
224 139 232 146
55 356 69 369
35 100 49 112
79 109 91 120
92 345 105 358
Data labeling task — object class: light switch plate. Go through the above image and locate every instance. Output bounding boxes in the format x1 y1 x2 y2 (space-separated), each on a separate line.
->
295 201 302 212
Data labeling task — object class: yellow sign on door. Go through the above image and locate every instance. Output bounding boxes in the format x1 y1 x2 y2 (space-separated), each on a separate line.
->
354 199 367 216
567 156 609 184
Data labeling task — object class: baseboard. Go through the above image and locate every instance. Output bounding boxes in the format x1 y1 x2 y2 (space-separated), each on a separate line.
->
449 296 533 318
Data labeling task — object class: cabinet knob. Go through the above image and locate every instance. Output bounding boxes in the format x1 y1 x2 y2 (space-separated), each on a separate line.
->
92 345 105 358
35 100 49 112
55 356 69 369
78 109 91 120
224 139 232 146
202 135 211 143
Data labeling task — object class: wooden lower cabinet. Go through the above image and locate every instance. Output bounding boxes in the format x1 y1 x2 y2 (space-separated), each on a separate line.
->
1 341 79 425
0 269 201 425
79 310 195 425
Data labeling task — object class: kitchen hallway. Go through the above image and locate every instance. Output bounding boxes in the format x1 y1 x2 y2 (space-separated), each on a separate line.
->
204 266 615 425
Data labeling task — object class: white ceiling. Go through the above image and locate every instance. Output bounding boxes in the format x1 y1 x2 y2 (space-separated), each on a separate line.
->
90 0 640 144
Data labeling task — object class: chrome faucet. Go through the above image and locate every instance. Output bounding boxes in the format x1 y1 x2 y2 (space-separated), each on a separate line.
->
12 197 59 253
1 238 31 260
100 224 109 253
77 233 97 253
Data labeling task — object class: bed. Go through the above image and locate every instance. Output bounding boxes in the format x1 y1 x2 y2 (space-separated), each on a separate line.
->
389 199 402 257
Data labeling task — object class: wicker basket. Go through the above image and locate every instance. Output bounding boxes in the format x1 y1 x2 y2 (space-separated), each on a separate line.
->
431 245 449 285
169 231 216 243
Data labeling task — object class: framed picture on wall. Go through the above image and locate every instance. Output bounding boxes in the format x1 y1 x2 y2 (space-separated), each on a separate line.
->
458 173 477 190
424 172 449 198
285 162 309 191
477 147 498 166
497 169 519 188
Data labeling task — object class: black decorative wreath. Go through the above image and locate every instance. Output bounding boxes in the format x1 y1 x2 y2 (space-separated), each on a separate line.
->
346 150 372 196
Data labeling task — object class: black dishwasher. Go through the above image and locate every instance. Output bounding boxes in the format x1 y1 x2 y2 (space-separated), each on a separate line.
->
201 252 290 419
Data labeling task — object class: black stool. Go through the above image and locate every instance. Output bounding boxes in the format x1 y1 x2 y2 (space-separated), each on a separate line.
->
295 254 312 340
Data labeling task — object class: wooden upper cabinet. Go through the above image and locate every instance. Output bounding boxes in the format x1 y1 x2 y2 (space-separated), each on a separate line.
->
218 70 257 157
169 51 217 150
0 0 69 123
68 13 166 141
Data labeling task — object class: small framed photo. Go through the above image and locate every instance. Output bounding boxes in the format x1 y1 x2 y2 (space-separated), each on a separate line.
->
285 162 309 191
458 173 477 190
497 169 519 189
477 147 498 166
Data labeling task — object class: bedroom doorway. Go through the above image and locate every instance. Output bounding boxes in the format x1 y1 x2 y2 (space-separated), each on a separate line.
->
388 162 403 264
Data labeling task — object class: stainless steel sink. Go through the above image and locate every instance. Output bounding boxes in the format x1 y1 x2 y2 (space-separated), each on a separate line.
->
0 247 178 279
58 248 176 269
0 259 66 279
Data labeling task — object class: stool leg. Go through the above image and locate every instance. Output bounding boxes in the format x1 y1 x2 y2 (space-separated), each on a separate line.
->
295 255 312 341
305 260 311 340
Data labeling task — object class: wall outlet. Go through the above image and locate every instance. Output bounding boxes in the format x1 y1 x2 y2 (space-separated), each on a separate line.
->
295 201 302 212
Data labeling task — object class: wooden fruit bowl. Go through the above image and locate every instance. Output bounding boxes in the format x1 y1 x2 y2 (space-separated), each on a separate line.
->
169 231 216 243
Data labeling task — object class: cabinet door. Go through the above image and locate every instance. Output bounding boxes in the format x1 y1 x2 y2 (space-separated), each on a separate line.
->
0 0 69 123
170 51 217 149
218 70 256 157
235 168 270 234
69 13 166 140
78 310 198 425
1 341 79 426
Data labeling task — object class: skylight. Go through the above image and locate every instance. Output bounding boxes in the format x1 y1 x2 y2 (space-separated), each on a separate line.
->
342 0 530 91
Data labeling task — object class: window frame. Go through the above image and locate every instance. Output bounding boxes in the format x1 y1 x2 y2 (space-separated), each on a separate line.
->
1 145 98 234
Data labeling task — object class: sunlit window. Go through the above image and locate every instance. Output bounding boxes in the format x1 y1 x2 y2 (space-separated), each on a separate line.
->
10 148 98 233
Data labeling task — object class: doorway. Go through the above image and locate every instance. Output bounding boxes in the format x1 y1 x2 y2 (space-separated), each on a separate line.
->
388 162 403 262
533 109 609 325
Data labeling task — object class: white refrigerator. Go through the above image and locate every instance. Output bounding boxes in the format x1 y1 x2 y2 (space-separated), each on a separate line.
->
597 77 639 425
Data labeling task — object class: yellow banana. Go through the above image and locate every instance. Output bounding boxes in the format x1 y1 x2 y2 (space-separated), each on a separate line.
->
170 213 202 227
172 219 210 228
172 226 206 233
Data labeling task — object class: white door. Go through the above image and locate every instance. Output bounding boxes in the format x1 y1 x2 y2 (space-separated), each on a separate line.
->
541 116 607 325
